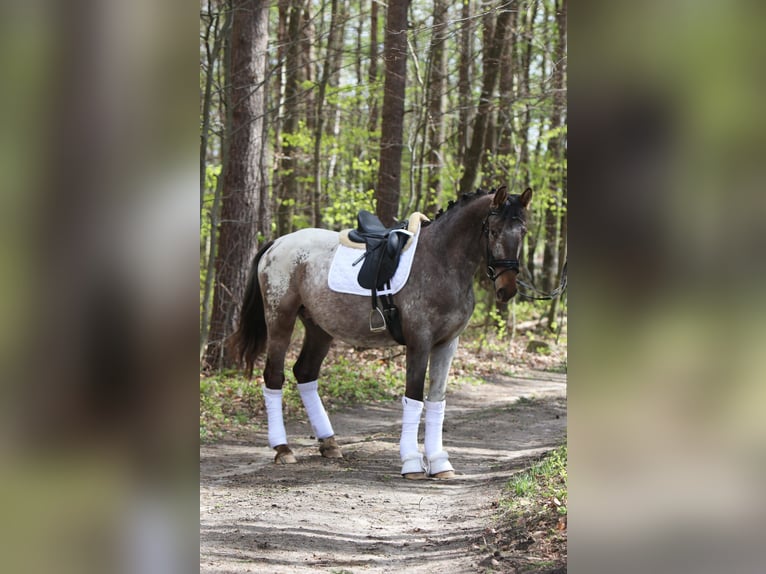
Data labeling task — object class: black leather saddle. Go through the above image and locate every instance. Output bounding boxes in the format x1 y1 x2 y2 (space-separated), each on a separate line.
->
349 211 410 290
349 210 411 344
350 210 403 238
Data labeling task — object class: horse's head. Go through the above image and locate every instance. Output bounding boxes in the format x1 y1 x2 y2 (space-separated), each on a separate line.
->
483 185 532 303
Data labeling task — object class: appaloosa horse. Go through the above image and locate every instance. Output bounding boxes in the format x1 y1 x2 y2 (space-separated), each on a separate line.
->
233 185 531 479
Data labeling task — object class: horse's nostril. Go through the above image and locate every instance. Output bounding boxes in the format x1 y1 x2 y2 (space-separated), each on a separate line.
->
496 286 518 302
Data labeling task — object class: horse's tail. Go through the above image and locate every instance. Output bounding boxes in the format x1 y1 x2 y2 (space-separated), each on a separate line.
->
231 240 274 379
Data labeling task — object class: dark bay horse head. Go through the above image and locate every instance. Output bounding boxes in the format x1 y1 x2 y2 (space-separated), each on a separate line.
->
483 186 533 303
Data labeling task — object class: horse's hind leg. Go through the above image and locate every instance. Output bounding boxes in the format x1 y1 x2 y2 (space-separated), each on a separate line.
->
262 303 299 464
294 312 341 459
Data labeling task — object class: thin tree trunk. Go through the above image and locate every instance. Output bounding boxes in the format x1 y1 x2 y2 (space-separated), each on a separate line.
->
200 8 220 223
299 2 315 136
325 0 347 186
312 0 342 228
201 0 232 358
423 0 448 214
458 5 512 195
497 1 517 158
200 153 225 358
457 0 473 161
367 0 380 132
479 7 497 182
375 0 409 226
271 0 289 234
203 0 270 370
517 0 538 278
547 0 567 329
539 0 559 292
355 1 363 86
276 0 303 236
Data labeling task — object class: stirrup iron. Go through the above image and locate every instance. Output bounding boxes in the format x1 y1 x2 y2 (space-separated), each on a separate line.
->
369 307 387 332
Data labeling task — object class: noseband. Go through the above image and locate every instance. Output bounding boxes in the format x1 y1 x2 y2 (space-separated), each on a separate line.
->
482 210 524 282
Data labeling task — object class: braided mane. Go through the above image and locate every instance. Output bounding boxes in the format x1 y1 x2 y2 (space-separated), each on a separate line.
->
427 187 497 223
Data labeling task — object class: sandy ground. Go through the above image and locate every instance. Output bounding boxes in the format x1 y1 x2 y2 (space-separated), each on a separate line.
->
200 370 566 573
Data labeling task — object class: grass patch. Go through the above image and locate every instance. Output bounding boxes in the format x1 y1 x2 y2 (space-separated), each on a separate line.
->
484 443 567 572
544 361 567 374
504 443 567 517
320 353 401 407
200 370 265 442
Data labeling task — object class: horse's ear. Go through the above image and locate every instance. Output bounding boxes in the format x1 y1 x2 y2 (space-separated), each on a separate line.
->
491 185 508 209
520 187 533 208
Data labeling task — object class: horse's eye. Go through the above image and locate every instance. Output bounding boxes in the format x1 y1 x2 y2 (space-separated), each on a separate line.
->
489 229 497 238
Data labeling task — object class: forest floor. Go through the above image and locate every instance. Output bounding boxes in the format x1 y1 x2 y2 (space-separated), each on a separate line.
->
200 339 567 574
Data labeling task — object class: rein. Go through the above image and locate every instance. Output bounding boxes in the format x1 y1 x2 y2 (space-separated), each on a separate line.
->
517 260 568 301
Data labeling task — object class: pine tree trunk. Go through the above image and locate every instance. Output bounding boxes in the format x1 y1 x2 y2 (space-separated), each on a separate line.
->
276 0 303 236
517 0 538 278
547 0 567 329
200 6 226 222
375 0 409 226
367 0 380 134
312 0 343 228
457 0 473 161
497 2 517 158
539 0 557 293
424 0 448 214
203 0 271 370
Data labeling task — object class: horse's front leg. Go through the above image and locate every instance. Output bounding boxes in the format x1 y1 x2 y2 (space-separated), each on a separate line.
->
424 337 459 478
400 344 430 479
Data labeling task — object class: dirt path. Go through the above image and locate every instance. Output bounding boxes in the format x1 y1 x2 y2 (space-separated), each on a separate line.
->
200 370 566 573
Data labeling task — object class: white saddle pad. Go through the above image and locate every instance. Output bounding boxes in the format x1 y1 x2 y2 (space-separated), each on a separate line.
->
327 228 421 296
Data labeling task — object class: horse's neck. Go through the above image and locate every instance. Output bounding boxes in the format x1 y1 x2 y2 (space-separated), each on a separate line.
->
424 195 490 277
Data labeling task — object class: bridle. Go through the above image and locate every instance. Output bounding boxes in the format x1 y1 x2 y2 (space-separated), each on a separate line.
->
482 209 525 282
481 197 568 302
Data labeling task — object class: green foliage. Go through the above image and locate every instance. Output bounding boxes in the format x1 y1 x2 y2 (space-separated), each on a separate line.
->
503 443 568 517
323 184 376 230
281 121 313 150
200 370 263 442
320 355 401 404
200 164 221 313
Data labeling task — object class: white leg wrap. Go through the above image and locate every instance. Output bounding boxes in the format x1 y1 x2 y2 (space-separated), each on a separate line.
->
425 399 454 475
424 399 446 457
262 386 287 448
399 396 425 474
297 380 334 440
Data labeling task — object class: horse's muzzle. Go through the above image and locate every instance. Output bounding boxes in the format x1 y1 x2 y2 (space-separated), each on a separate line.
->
495 286 517 303
494 272 518 303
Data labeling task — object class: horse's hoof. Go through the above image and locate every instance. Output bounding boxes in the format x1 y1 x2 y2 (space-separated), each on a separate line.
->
318 436 343 459
426 451 454 478
402 472 428 480
430 470 456 479
274 445 297 464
